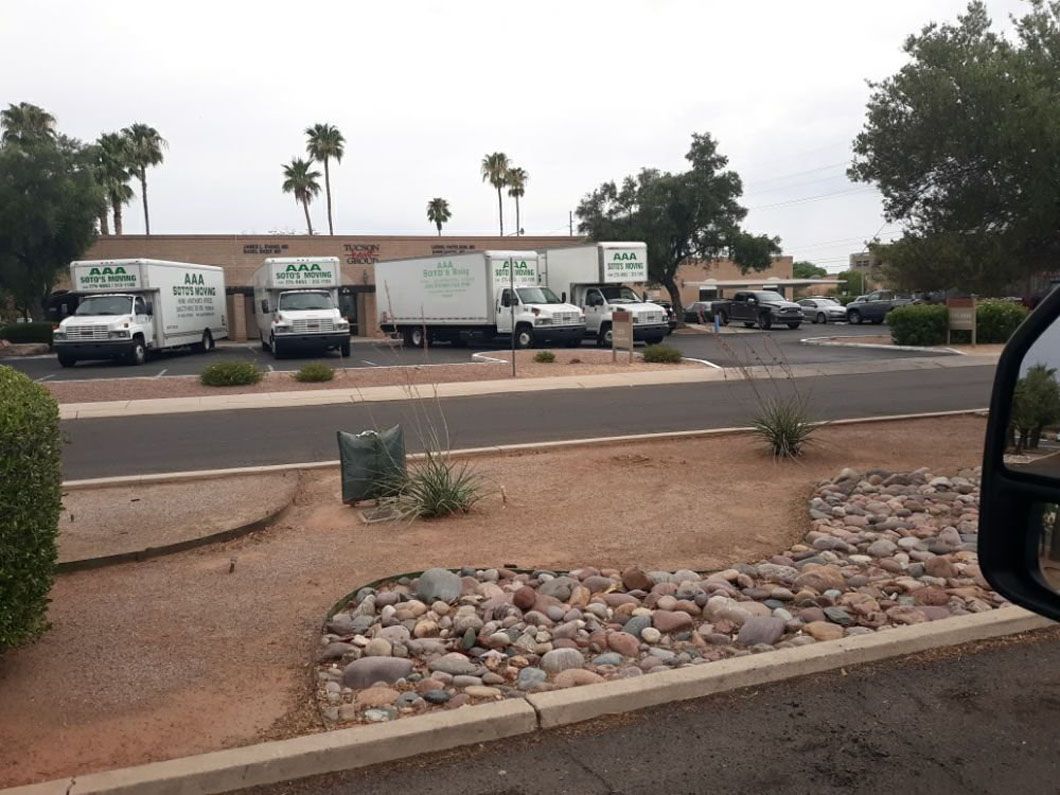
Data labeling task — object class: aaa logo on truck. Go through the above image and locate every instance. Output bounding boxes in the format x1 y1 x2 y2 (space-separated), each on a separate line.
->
603 250 647 282
275 262 335 285
422 259 472 297
76 265 140 289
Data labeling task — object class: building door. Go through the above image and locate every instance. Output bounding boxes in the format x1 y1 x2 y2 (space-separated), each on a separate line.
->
339 290 358 336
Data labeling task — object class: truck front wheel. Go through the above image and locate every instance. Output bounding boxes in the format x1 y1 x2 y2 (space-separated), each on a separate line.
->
757 314 772 330
597 323 613 347
743 321 755 329
57 353 77 368
127 337 147 366
340 340 351 357
514 325 534 349
270 334 282 358
193 329 214 353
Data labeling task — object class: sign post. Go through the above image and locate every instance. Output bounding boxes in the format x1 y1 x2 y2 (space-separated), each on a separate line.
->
509 257 516 377
612 308 633 363
946 296 977 347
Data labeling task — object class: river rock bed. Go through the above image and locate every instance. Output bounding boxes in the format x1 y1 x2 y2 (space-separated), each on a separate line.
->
316 466 1000 725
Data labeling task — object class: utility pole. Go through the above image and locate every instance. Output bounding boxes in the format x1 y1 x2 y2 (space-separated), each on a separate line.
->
569 211 573 237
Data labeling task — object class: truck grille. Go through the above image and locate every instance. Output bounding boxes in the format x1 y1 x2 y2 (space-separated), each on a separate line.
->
291 318 335 333
554 312 579 324
634 313 664 324
64 325 108 340
779 307 799 315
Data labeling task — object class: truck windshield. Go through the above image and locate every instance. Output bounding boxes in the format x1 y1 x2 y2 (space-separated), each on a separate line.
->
754 291 787 303
74 295 133 316
600 286 641 303
516 287 562 304
278 291 333 310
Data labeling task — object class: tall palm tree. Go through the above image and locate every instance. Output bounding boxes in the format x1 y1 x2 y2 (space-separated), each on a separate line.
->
122 123 166 235
426 197 452 236
281 158 322 235
305 123 345 235
480 152 510 236
506 167 528 236
96 133 134 235
0 102 56 145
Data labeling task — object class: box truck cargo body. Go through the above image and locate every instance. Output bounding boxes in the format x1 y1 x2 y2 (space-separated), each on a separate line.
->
253 257 350 358
376 250 584 348
54 259 228 366
540 242 669 346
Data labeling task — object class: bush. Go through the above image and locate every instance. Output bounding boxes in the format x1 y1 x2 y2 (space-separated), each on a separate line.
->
533 351 556 363
750 394 817 458
0 322 53 347
975 300 1028 343
641 344 683 364
199 361 263 387
294 363 335 382
888 304 948 346
0 366 62 651
391 451 484 519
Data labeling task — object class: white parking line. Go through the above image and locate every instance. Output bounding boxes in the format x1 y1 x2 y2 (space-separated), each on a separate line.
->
267 364 275 373
154 369 168 378
35 374 55 382
361 360 378 367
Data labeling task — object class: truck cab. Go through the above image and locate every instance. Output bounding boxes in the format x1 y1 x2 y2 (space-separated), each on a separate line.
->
493 283 585 348
253 258 350 358
54 292 155 366
568 283 668 346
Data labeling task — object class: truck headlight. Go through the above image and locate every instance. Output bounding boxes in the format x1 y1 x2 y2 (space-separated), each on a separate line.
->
534 317 552 326
336 320 350 330
108 330 130 339
275 324 291 334
52 332 66 340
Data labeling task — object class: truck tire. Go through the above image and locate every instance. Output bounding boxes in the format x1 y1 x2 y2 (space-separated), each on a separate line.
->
407 326 429 348
514 325 534 349
743 321 755 328
757 314 772 330
717 311 729 326
786 322 801 330
849 310 862 324
270 333 282 358
261 337 270 352
566 338 582 348
57 353 77 368
340 340 351 357
645 334 666 345
127 337 147 366
193 329 214 353
597 323 613 347
871 318 884 325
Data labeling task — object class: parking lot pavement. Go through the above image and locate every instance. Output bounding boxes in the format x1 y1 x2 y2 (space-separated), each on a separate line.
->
4 322 939 383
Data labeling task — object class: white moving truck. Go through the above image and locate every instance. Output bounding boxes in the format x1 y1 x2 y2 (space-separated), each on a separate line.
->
253 257 351 358
540 242 669 345
54 259 227 367
376 250 585 348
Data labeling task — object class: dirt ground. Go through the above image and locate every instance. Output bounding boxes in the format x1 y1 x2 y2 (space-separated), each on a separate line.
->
0 415 986 787
45 349 696 404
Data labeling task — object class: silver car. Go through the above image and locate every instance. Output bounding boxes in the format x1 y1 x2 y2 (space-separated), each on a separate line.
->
798 298 847 324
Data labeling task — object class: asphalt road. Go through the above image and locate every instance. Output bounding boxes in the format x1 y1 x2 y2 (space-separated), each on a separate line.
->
244 628 1060 795
61 364 994 480
9 323 938 382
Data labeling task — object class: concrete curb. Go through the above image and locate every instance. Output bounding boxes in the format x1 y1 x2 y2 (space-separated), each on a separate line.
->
5 607 1050 795
800 335 965 355
61 408 989 491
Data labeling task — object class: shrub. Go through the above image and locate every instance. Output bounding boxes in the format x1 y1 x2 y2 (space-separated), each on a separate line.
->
641 344 683 364
295 363 335 383
0 366 62 651
888 304 948 346
199 361 263 387
750 394 817 458
391 451 484 519
975 300 1028 343
533 351 556 363
0 322 53 347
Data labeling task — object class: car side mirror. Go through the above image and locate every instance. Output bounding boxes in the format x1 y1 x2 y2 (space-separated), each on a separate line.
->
980 287 1060 620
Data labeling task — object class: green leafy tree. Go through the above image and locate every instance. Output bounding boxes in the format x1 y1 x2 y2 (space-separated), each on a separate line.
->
576 132 780 315
0 136 103 317
281 158 321 235
793 260 827 279
1010 363 1060 452
480 152 510 236
305 123 345 236
850 1 1060 294
426 197 452 236
95 133 134 235
836 269 866 296
121 123 166 235
0 102 56 146
507 166 528 235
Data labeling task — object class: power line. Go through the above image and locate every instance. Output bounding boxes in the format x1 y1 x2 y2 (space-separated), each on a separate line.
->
742 161 849 189
748 187 878 211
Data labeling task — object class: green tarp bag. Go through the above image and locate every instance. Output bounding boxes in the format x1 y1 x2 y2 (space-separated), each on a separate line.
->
337 425 406 503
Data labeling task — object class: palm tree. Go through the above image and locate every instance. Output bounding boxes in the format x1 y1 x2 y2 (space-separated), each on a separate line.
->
480 152 510 236
281 158 322 234
96 133 134 235
0 102 56 145
305 123 345 235
426 198 452 236
506 167 528 236
122 123 166 235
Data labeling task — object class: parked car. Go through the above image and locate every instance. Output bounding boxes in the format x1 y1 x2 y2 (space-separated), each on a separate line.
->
682 300 719 324
798 298 847 324
649 300 677 334
846 290 916 324
715 290 804 330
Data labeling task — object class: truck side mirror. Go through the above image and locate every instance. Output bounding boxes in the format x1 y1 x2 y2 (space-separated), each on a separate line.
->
144 302 153 315
561 292 566 303
979 287 1060 621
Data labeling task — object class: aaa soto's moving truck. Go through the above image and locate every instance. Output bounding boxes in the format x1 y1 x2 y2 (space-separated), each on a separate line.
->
253 257 351 358
376 250 584 348
540 242 669 346
54 259 227 367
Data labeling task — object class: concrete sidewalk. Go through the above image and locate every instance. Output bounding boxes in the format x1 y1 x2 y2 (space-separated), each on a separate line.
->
58 354 999 420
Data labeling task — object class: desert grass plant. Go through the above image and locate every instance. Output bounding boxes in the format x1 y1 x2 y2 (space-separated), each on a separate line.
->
200 361 263 387
641 344 683 364
749 393 817 458
388 449 484 519
534 350 556 363
295 362 335 383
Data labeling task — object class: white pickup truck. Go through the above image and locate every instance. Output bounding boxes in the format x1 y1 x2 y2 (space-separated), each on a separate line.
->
54 259 228 367
540 242 669 346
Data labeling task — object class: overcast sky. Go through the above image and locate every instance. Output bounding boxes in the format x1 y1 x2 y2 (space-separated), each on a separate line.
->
2 0 1027 271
